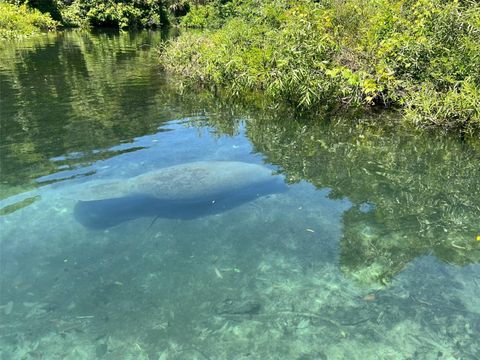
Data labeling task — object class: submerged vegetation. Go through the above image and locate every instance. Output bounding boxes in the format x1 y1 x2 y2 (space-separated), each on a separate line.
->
160 0 480 135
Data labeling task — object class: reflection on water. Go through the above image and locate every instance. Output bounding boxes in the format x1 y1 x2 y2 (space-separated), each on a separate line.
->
1 31 479 359
243 117 480 284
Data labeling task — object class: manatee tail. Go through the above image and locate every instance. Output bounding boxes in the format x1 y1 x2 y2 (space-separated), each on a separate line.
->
73 195 160 230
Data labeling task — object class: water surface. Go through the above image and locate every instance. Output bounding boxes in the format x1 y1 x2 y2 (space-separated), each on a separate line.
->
1 30 479 360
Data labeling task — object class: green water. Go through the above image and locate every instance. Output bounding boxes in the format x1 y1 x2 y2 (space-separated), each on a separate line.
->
1 30 479 360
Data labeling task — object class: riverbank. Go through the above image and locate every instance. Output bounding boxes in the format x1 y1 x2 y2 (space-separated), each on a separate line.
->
159 0 480 135
2 0 479 135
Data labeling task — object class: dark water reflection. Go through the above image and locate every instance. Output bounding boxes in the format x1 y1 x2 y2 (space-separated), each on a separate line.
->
1 30 479 359
243 117 480 282
1 29 171 192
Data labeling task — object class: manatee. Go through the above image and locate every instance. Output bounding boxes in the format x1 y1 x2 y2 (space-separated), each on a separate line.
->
73 161 286 229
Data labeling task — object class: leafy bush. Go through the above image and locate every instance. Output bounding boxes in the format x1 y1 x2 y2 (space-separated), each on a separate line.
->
58 1 90 28
5 0 63 21
181 0 237 28
163 1 347 113
0 3 58 40
360 0 480 133
72 0 169 29
5 0 190 29
161 0 480 134
404 79 480 132
181 4 217 28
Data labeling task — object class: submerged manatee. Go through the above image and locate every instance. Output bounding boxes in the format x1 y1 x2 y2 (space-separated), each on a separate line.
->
74 161 286 229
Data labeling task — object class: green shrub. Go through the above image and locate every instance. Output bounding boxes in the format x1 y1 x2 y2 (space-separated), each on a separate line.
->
362 0 480 131
164 1 347 113
59 1 90 28
161 0 480 133
0 3 58 40
77 0 169 29
181 4 217 28
5 0 63 21
180 0 238 28
404 79 480 134
5 0 187 29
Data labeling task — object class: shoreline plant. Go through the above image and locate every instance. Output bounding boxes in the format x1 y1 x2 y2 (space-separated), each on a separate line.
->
0 2 58 40
160 0 480 135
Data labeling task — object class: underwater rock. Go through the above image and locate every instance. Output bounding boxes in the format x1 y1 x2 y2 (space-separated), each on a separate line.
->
73 161 286 229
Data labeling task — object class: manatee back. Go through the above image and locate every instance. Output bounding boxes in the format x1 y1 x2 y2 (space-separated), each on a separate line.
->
130 161 275 201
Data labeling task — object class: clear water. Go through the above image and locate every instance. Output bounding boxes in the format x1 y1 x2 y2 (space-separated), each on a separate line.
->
1 31 479 360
